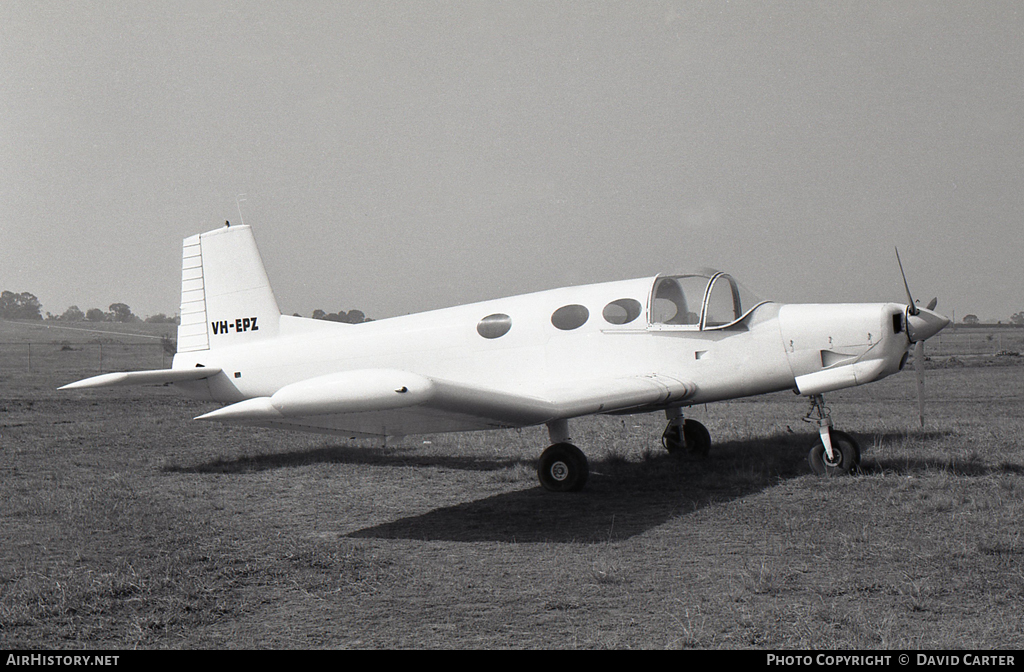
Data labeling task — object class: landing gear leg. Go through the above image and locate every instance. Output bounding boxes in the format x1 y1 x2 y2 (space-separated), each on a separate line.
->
661 407 711 457
537 419 589 492
803 394 860 476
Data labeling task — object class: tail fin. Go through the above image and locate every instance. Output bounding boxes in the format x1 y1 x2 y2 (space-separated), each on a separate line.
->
176 224 281 352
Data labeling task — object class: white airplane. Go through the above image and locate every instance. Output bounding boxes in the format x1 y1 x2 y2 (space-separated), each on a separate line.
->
62 223 950 491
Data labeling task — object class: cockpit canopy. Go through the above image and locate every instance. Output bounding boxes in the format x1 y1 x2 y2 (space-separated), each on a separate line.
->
650 270 768 330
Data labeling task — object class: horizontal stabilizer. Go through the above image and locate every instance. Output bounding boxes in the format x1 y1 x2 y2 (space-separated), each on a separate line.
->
59 367 222 390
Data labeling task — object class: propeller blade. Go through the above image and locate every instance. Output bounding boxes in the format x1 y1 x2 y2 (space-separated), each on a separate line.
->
895 247 918 315
894 250 948 427
914 340 926 427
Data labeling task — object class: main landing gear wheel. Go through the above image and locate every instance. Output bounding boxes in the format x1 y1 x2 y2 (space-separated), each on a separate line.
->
537 442 589 492
662 419 711 457
808 429 860 477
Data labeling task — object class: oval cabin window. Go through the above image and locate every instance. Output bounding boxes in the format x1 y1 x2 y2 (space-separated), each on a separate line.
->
602 298 642 325
477 313 512 339
551 304 589 331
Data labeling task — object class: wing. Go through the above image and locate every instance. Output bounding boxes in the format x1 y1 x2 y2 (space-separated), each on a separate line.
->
194 368 695 438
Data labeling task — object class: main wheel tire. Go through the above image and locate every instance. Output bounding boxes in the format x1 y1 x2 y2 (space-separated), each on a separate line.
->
538 443 589 492
662 419 711 457
683 419 711 457
808 430 859 476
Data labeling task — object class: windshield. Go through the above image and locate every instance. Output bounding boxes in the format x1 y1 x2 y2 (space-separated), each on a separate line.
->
650 272 767 330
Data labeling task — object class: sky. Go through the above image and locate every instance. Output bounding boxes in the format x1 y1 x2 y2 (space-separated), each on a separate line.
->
2 1 1022 323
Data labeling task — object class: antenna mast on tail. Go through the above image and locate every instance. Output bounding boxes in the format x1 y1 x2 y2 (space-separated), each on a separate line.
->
236 194 247 227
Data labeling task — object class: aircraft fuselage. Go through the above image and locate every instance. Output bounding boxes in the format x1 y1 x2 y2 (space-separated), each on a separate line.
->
60 224 950 487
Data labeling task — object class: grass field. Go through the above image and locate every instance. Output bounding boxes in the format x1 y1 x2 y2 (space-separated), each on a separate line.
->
1 320 1022 649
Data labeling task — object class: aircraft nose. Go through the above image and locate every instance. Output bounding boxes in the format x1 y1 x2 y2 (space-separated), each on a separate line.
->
907 306 950 343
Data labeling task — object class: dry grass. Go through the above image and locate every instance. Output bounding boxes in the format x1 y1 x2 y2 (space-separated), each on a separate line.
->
1 319 1023 648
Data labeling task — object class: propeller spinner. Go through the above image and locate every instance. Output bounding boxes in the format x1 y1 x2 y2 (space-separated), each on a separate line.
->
895 248 951 427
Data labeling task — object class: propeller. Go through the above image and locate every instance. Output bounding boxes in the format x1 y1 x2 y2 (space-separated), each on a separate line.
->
895 248 951 427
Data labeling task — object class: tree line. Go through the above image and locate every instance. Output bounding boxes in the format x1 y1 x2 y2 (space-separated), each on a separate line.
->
964 312 1024 326
310 309 371 324
0 291 168 323
1 290 371 324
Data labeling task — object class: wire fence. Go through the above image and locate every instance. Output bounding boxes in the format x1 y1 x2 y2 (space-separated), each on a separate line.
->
0 342 172 375
927 328 1024 357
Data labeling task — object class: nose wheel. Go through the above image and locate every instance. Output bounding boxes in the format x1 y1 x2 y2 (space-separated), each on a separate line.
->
808 428 860 476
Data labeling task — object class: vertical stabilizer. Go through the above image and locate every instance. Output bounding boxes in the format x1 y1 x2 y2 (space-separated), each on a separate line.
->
176 224 281 353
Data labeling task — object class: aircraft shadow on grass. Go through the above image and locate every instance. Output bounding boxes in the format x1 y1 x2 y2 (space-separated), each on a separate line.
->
164 428 1019 544
165 434 812 542
360 434 811 543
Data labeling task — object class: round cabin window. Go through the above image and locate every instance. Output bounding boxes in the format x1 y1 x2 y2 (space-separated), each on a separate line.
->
477 313 512 339
551 304 589 331
602 298 643 325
